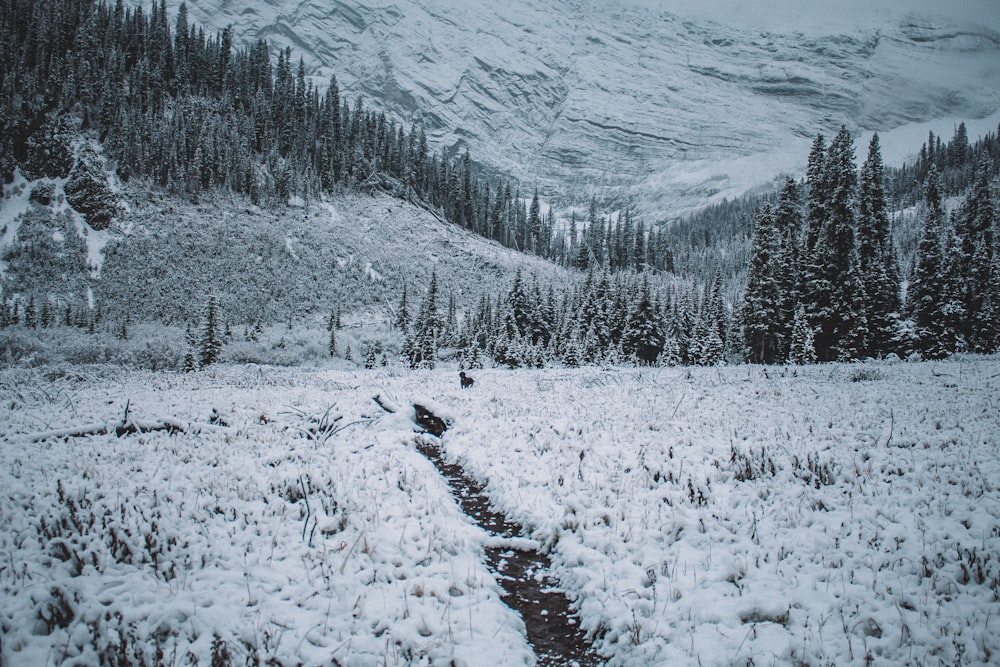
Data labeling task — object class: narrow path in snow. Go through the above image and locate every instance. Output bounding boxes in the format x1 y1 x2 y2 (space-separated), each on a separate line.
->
412 405 604 666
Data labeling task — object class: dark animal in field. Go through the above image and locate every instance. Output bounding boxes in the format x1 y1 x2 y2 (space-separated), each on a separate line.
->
460 371 475 389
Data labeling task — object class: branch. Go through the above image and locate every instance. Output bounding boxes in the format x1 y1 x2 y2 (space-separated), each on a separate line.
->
372 394 399 414
25 413 228 442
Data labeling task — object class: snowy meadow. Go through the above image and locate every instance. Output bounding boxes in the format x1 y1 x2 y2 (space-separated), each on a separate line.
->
1 359 998 666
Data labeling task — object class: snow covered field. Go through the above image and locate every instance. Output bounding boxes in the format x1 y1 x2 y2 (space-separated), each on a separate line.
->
1 359 998 666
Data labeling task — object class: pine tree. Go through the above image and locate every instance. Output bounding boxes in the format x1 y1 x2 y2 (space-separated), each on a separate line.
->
824 127 868 360
413 271 441 368
24 295 37 329
199 295 223 366
788 306 817 364
910 167 950 359
857 133 901 357
528 188 542 254
773 177 802 352
183 349 197 372
954 158 997 350
328 326 337 357
742 205 784 363
621 277 663 364
800 134 835 359
705 270 728 355
394 285 410 330
940 220 967 353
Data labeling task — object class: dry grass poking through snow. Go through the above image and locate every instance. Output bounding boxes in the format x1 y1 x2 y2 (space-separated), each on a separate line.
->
1 358 998 666
442 358 1000 666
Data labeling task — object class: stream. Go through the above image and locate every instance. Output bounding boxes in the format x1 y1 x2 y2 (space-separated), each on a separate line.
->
412 405 604 666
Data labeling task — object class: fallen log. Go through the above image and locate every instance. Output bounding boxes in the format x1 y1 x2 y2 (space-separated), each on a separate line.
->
24 403 229 442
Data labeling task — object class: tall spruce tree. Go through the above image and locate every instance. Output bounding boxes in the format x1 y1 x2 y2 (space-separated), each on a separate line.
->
742 205 784 363
910 167 951 359
857 133 901 357
954 157 997 351
788 305 817 364
800 134 835 359
621 276 663 364
772 177 802 356
200 295 223 366
812 127 868 360
413 271 441 368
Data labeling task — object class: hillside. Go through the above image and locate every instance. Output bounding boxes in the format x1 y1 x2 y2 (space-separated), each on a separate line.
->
1 0 998 369
1 174 571 327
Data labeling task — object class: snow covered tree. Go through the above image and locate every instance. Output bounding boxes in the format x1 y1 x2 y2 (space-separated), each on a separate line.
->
24 114 75 180
199 295 223 367
412 271 441 368
823 127 868 360
742 205 784 363
620 277 663 364
910 167 951 359
857 133 901 357
528 188 542 254
799 134 835 359
788 306 817 364
772 177 802 349
691 312 724 366
953 158 997 351
24 295 37 329
940 221 967 353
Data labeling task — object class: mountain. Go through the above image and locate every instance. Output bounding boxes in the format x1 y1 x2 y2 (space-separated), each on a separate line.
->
169 0 1000 217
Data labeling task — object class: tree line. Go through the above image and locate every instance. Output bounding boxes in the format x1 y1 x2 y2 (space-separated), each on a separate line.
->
391 267 728 369
742 127 998 363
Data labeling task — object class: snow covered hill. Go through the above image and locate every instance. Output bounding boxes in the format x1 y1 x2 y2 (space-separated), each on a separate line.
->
168 0 1000 216
0 174 569 326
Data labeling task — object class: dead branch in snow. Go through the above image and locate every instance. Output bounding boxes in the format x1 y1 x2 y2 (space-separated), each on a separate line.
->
24 401 229 442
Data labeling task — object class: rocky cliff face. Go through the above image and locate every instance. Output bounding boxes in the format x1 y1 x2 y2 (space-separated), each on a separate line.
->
172 0 1000 216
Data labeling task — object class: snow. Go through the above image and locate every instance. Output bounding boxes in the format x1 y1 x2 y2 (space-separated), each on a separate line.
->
284 235 299 259
65 203 113 279
662 0 1000 35
2 358 998 665
0 171 33 281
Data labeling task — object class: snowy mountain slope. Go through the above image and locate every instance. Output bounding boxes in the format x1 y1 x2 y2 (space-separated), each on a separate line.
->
105 190 573 325
0 175 570 324
169 0 1000 216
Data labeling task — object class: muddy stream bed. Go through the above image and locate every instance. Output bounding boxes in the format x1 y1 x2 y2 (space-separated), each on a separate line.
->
413 405 604 666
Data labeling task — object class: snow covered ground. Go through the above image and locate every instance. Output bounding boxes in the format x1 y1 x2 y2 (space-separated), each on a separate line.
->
1 358 998 666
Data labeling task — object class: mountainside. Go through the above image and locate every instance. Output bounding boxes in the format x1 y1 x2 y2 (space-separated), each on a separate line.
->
0 173 570 327
171 0 1000 216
